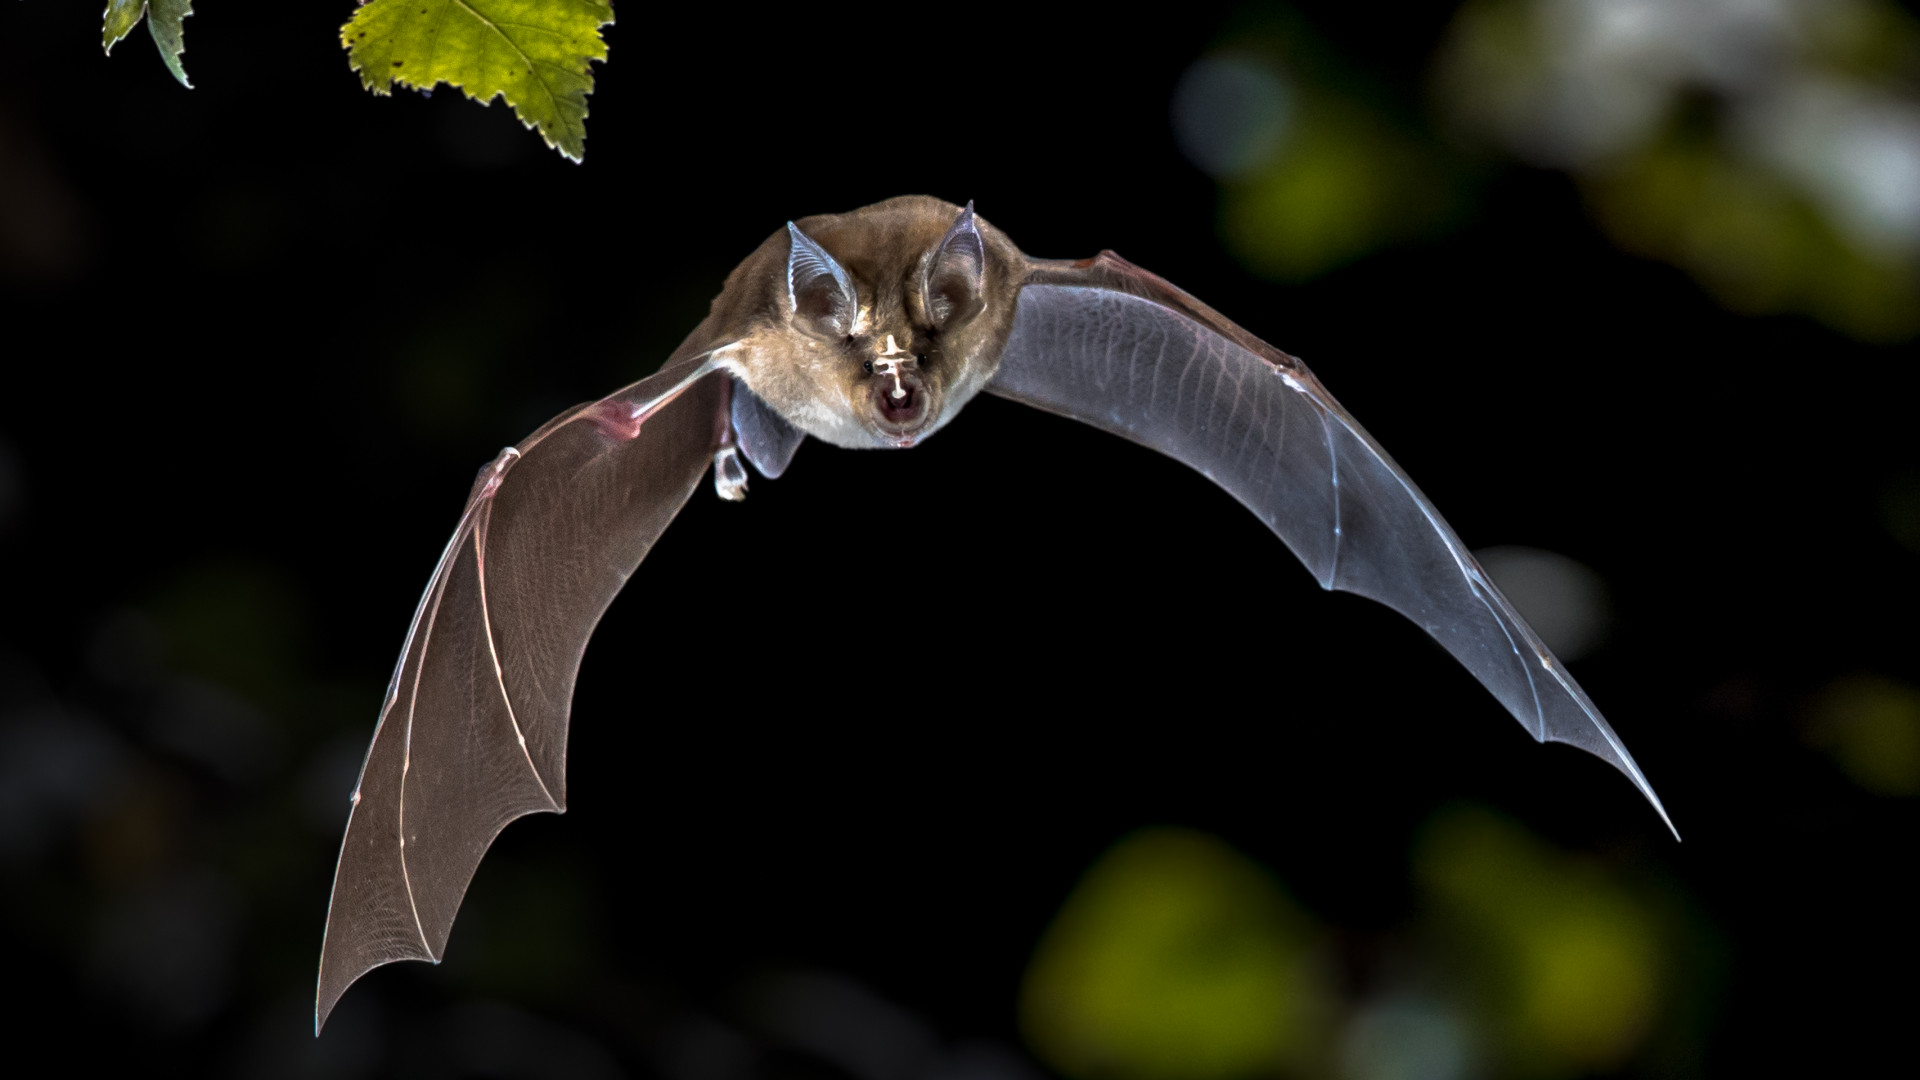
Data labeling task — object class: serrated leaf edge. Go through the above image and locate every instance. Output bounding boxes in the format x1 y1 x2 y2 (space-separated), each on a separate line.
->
102 0 146 54
339 0 613 163
148 0 194 89
102 0 193 88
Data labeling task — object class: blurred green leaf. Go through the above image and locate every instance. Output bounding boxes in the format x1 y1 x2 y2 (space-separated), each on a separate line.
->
1807 674 1920 797
1175 10 1471 283
101 0 143 51
1417 808 1662 1077
341 0 614 163
1222 93 1465 282
1587 135 1920 342
1435 0 1920 341
1021 828 1328 1080
102 0 193 89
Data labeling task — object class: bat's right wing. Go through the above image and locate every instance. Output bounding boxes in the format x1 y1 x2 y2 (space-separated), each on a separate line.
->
988 253 1676 838
316 348 725 1031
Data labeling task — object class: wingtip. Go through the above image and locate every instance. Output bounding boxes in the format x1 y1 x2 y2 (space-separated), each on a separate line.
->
1614 755 1681 842
315 952 436 1037
1540 711 1682 842
1646 787 1682 843
315 959 356 1037
1526 655 1681 843
314 984 336 1037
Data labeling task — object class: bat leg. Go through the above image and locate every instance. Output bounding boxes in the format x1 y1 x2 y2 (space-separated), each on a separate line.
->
713 375 748 501
714 445 748 501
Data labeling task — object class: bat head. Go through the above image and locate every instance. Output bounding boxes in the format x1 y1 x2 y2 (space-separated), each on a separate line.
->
723 197 1022 449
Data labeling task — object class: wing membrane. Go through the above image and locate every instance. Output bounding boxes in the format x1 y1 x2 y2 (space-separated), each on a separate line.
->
989 258 1674 837
316 352 724 1029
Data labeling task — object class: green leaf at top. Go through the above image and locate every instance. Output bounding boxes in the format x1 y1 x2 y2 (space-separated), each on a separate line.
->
342 0 616 163
102 0 145 51
102 0 194 89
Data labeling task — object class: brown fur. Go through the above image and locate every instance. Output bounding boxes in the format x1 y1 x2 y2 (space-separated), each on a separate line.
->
700 196 1028 449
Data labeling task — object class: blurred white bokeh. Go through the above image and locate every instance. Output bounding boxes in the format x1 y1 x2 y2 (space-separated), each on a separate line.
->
1172 56 1295 180
1474 545 1612 662
1437 0 1920 337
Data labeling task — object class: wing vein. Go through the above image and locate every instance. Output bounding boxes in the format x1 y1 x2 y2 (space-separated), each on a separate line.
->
1470 577 1547 738
396 523 476 960
1315 405 1563 753
471 468 560 811
1321 406 1342 589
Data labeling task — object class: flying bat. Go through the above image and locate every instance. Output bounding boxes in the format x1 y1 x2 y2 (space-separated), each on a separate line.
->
315 196 1676 1030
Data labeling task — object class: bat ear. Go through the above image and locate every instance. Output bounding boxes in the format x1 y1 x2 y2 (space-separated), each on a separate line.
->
787 222 857 337
922 201 987 329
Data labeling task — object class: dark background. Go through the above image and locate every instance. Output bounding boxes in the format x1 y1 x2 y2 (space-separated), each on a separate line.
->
1 2 1914 1077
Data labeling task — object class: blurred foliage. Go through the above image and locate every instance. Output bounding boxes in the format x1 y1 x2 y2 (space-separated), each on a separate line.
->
1176 0 1920 337
1023 817 1711 1080
1174 16 1472 281
1020 828 1329 1080
1415 807 1667 1077
1583 132 1919 337
101 0 192 89
1435 0 1920 340
342 0 615 163
1806 674 1920 795
1222 92 1466 282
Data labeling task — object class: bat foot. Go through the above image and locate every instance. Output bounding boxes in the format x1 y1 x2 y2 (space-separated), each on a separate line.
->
714 446 749 501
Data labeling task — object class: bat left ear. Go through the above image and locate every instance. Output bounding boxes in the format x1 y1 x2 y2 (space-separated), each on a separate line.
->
787 222 859 338
922 201 987 330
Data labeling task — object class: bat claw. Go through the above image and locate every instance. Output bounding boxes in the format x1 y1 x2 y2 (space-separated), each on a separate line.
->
714 446 748 501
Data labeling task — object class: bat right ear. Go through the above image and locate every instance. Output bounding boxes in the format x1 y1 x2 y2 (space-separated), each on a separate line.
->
922 201 987 329
787 222 857 337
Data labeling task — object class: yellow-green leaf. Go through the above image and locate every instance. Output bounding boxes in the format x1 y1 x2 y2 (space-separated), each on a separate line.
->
1020 828 1329 1080
1416 807 1665 1075
102 0 194 89
341 0 615 163
102 0 144 51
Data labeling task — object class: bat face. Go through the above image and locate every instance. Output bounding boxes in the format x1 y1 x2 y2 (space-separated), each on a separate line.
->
722 197 1024 450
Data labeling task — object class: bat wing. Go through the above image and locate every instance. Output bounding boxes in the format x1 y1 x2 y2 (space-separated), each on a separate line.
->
988 253 1676 838
316 349 725 1031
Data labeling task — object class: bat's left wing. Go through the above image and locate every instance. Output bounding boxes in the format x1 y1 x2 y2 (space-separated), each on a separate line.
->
316 346 726 1030
987 252 1676 837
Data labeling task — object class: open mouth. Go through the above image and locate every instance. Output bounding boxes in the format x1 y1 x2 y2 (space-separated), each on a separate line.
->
872 375 930 434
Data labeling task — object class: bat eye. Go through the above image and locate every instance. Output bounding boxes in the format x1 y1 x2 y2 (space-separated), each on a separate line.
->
863 359 874 374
